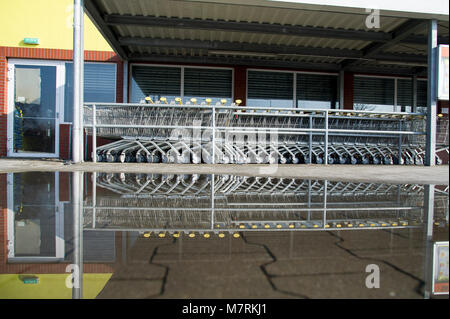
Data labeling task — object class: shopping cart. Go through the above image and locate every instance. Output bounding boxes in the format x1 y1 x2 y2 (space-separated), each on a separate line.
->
84 98 438 165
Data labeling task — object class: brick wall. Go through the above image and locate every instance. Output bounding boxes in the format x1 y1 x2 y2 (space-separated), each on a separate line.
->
0 56 7 157
0 46 123 158
343 72 354 110
0 174 7 266
234 66 247 106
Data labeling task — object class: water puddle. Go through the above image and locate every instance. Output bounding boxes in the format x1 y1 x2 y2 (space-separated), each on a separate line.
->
0 172 448 299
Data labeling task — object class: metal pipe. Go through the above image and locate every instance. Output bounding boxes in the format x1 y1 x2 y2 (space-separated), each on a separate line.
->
72 0 83 163
423 184 435 298
324 111 329 165
72 171 83 299
92 104 96 163
80 2 84 162
425 19 438 166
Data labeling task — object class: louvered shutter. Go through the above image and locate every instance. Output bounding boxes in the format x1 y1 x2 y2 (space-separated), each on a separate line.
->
247 71 293 99
184 68 232 98
397 79 413 107
130 65 181 103
64 63 116 122
354 77 395 106
297 73 338 109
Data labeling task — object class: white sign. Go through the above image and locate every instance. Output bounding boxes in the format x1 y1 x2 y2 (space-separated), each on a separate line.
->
433 241 449 295
438 45 449 101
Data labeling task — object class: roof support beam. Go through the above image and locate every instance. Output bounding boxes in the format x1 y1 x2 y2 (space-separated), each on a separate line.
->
127 53 420 75
84 0 128 59
119 37 427 64
342 19 427 69
362 19 427 58
106 14 392 42
105 14 448 45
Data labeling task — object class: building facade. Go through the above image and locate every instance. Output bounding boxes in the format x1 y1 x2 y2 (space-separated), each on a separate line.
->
0 0 449 161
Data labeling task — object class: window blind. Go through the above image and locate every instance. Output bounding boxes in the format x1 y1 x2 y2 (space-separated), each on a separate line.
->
247 71 293 99
184 68 232 98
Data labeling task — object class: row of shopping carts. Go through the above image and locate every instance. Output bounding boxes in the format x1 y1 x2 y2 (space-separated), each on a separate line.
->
83 99 448 165
83 173 449 234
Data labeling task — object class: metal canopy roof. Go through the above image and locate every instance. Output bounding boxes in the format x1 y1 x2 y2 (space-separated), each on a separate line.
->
85 0 449 75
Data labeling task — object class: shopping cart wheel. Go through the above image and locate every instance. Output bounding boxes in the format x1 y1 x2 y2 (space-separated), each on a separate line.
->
362 156 370 165
328 156 335 165
268 154 278 164
191 153 201 164
339 156 347 164
384 156 393 165
136 154 146 163
393 156 404 165
373 156 381 165
414 156 423 165
161 155 169 163
96 153 103 162
315 156 323 164
106 153 117 162
125 153 135 163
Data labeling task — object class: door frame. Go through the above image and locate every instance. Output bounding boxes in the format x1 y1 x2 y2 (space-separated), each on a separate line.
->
6 172 64 262
7 59 64 158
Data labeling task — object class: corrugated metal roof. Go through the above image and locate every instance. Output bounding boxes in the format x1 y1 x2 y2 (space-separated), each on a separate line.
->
86 0 448 75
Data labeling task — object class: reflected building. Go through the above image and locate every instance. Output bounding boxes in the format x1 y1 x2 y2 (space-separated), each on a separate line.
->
0 172 448 298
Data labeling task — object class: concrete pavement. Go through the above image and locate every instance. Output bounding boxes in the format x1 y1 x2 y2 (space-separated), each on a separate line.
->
0 159 448 185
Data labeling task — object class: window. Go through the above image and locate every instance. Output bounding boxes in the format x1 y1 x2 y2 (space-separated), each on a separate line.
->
354 76 429 113
130 65 233 105
247 71 293 108
130 65 181 103
417 79 428 112
354 76 395 112
397 79 413 112
64 62 116 122
184 67 232 105
297 73 338 109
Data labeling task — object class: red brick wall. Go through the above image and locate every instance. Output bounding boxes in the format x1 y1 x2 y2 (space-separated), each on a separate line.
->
234 66 247 106
343 72 354 110
0 46 123 158
0 174 7 266
0 263 114 274
0 56 7 157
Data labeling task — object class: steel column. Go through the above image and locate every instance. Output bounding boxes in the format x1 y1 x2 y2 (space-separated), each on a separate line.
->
72 171 83 299
72 0 84 163
425 20 438 166
423 184 435 298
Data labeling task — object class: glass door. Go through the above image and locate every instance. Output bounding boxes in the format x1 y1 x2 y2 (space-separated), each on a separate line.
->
7 60 62 157
6 172 64 262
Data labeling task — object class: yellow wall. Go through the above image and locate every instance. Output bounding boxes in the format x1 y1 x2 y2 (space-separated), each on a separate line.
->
0 274 112 299
0 0 113 51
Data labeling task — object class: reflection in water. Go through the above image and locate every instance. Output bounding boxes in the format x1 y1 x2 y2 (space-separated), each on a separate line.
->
0 172 448 299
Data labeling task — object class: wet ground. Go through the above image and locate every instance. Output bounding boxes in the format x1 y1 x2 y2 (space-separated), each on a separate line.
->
0 171 448 299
